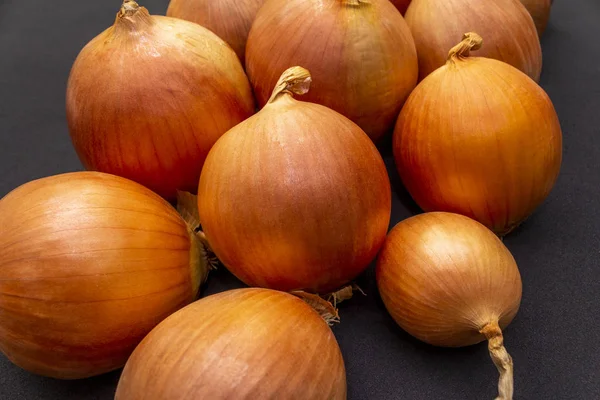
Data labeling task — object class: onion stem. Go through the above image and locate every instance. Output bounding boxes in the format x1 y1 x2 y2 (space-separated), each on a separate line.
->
446 32 483 64
481 321 514 400
267 66 312 104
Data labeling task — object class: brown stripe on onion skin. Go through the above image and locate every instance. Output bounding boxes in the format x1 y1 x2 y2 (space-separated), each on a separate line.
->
115 288 347 400
0 172 209 379
376 212 522 400
393 33 562 236
405 0 542 82
66 0 255 201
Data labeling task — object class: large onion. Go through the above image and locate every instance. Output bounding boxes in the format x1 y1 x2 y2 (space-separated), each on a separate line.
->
245 0 418 142
393 33 562 236
66 0 255 201
520 0 552 37
198 67 391 293
377 212 522 399
115 288 346 399
405 0 542 81
0 172 208 379
166 0 265 64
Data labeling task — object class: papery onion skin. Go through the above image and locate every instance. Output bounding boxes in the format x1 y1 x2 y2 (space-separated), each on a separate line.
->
520 0 552 37
390 0 412 14
0 172 207 379
166 0 265 64
405 0 542 81
246 0 418 142
115 288 347 399
198 67 391 293
393 33 562 236
66 1 255 201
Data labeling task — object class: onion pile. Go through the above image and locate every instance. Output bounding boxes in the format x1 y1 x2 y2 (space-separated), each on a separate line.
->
0 172 208 379
166 0 265 63
520 0 552 37
377 212 522 399
115 288 347 399
393 33 562 236
405 0 542 81
198 66 391 293
245 0 418 142
66 0 255 201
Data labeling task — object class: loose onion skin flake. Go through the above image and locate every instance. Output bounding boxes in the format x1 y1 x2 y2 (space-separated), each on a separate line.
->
393 33 562 236
246 0 418 142
167 0 266 64
66 0 255 201
198 67 391 293
376 212 522 400
405 0 542 81
0 172 208 379
115 288 347 400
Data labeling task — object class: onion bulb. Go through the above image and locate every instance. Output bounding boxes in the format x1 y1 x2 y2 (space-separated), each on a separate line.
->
376 212 522 399
246 0 418 142
115 288 346 399
198 66 391 293
66 0 255 201
520 0 552 37
405 0 542 81
166 0 265 64
390 0 412 14
393 33 562 236
0 172 208 379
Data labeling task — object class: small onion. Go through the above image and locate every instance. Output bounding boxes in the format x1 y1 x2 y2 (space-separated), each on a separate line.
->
393 33 562 236
0 172 208 379
166 0 265 63
198 67 391 293
246 0 418 142
405 0 542 81
520 0 552 37
115 288 347 399
376 212 522 399
66 0 255 201
390 0 412 14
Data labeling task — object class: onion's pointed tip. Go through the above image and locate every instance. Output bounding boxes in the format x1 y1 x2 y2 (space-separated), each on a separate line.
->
119 0 141 17
447 32 484 63
267 66 312 104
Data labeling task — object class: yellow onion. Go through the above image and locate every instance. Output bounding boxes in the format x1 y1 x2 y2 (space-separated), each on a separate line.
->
66 0 255 201
377 212 522 399
166 0 265 64
115 288 346 399
520 0 552 37
405 0 542 81
390 0 412 14
246 0 418 142
198 67 391 293
0 172 208 379
393 33 562 236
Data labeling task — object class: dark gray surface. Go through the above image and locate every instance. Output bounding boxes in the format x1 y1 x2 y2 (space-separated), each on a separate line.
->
1 0 599 399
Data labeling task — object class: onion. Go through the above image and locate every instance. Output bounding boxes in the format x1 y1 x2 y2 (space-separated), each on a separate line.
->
393 33 562 236
520 0 552 37
245 0 418 142
405 0 542 81
0 172 208 379
166 0 265 64
66 0 255 201
198 66 391 293
115 288 346 399
390 0 412 14
376 212 522 399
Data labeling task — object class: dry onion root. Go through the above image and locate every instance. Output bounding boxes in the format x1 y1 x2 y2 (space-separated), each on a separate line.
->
115 288 347 399
66 0 255 201
0 172 209 379
376 212 522 400
393 33 562 236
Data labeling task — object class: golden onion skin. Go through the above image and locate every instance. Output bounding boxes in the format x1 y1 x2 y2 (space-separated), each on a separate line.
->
0 172 206 379
376 212 522 348
167 0 266 64
66 1 255 201
405 0 542 81
198 67 391 293
246 0 418 142
115 288 347 399
520 0 552 37
393 34 562 236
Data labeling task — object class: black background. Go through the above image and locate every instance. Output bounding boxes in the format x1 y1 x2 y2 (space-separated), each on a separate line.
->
1 0 599 399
